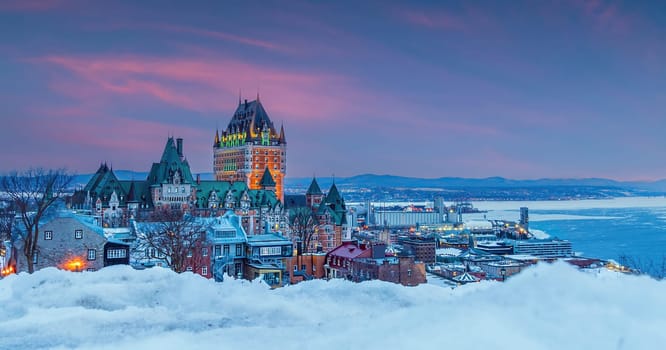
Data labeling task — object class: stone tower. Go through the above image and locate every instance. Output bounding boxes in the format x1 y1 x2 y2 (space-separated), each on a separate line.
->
213 95 286 201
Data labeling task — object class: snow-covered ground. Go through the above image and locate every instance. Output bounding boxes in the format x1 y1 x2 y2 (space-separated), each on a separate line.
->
1 263 665 349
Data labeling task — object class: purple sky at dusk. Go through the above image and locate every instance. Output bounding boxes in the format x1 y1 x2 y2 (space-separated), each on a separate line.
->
1 0 664 180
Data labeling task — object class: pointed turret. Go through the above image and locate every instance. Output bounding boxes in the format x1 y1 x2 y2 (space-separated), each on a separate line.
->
317 183 346 225
126 181 137 202
214 129 220 146
306 177 324 208
306 177 323 195
279 124 286 144
259 167 276 189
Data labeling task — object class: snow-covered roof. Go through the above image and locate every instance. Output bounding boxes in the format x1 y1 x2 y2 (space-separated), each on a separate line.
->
452 272 479 283
436 248 462 256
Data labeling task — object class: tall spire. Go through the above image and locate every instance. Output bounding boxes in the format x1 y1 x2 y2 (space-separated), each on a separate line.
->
279 123 286 143
238 89 242 106
214 129 220 145
256 90 260 103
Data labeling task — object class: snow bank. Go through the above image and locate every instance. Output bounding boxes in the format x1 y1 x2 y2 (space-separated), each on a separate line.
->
1 263 665 350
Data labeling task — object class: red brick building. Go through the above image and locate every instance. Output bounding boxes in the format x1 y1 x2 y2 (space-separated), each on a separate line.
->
285 253 327 284
398 236 436 264
325 241 371 279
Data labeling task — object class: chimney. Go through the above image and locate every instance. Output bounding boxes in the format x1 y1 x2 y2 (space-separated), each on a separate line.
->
196 174 201 185
176 138 183 157
244 99 248 108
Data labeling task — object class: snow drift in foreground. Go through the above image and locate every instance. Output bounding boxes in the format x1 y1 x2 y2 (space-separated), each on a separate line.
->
1 264 665 350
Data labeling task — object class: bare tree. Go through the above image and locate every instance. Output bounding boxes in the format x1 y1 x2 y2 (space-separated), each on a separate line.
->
618 254 666 280
0 201 15 242
289 207 316 254
135 208 210 273
0 169 72 273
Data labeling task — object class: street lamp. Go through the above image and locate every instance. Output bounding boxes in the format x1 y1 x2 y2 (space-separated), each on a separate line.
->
500 267 506 282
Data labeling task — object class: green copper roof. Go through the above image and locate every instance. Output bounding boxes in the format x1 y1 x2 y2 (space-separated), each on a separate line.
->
227 99 276 135
259 167 276 188
194 180 281 209
317 183 347 226
146 137 194 185
306 177 323 195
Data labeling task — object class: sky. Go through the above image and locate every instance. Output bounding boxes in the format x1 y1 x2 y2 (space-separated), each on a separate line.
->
0 0 664 180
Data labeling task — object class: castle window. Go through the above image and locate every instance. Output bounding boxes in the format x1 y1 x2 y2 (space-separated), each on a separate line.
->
75 230 83 239
44 231 53 240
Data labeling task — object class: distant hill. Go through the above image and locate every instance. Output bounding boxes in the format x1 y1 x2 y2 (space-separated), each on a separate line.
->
73 171 666 194
286 174 666 192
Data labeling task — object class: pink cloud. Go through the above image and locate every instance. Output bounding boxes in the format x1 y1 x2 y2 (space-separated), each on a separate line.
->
401 9 465 31
35 53 362 122
144 24 290 53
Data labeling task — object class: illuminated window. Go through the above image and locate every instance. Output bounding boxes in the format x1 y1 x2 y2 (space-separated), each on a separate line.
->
107 249 126 259
87 249 96 261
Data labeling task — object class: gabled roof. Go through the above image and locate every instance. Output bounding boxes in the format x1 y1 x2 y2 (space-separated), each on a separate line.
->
453 272 480 283
13 211 106 240
317 183 347 225
327 241 371 260
259 168 276 188
119 180 152 207
194 180 281 209
306 178 323 195
83 163 110 193
146 137 194 185
77 164 128 208
225 99 280 140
